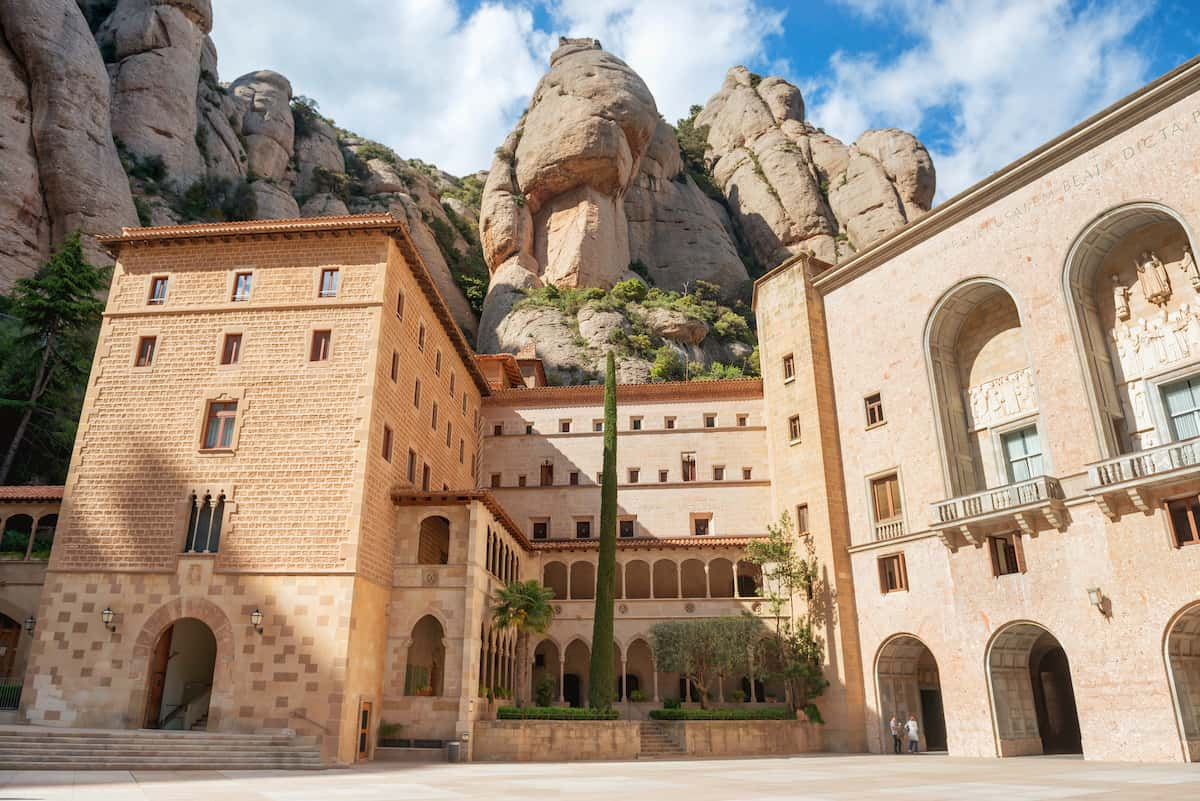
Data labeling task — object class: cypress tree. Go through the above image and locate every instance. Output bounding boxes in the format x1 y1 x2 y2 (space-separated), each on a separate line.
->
588 351 618 709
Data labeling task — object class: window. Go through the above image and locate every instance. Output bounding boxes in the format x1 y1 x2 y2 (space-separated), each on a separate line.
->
135 336 156 367
664 416 676 429
518 475 527 487
382 425 393 461
408 449 418 483
431 402 439 431
220 333 242 365
782 353 795 381
1002 426 1043 482
593 419 603 432
658 470 669 483
596 472 602 484
414 380 422 408
628 468 640 483
390 351 399 382
989 533 1024 576
865 393 885 427
742 467 753 480
458 438 464 463
396 290 405 319
559 419 572 433
532 520 549 540
871 474 903 523
878 553 908 593
693 516 711 536
713 466 725 481
630 416 642 431
681 453 696 482
525 423 533 435
493 423 502 436
1164 377 1200 440
796 504 810 534
435 350 442 375
310 330 331 362
184 492 224 553
569 471 579 486
490 473 501 488
417 322 426 351
788 415 802 442
319 268 339 298
704 414 717 428
445 421 452 447
148 276 168 305
1166 496 1200 547
232 272 252 301
449 372 456 397
201 401 237 450
575 520 592 539
540 462 554 486
619 519 635 538
736 414 748 427
461 393 468 415
421 463 430 491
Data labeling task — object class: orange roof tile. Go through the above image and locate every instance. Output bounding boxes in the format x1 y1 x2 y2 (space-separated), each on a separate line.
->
391 489 531 549
484 377 763 407
0 485 64 503
530 536 766 552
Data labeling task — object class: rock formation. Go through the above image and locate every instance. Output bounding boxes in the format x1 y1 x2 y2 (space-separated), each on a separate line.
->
696 66 934 267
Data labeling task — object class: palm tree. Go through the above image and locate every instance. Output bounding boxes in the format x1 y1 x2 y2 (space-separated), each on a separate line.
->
491 580 556 706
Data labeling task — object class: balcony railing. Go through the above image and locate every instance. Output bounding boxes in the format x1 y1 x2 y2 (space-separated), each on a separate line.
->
873 519 906 541
930 475 1065 549
1086 436 1200 518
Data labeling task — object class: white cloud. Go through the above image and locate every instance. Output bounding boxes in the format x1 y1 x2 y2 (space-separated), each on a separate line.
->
807 0 1154 201
209 1 785 176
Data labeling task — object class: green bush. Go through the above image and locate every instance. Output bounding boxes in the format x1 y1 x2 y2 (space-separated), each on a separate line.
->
713 311 751 341
662 697 682 710
497 706 619 720
649 346 685 382
535 675 556 707
133 197 152 227
355 140 398 165
175 176 257 222
611 278 648 304
649 707 796 721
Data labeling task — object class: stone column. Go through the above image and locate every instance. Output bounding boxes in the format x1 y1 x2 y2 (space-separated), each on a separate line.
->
675 562 682 598
734 562 742 598
566 564 572 600
704 562 711 598
621 659 628 701
557 655 565 705
652 670 660 703
748 647 757 704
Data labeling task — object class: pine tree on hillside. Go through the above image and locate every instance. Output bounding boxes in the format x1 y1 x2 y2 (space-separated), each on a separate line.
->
587 350 619 709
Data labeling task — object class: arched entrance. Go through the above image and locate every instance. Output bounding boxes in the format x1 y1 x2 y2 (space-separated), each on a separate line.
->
562 640 590 708
876 635 947 752
988 622 1082 756
1166 602 1200 761
144 618 217 730
407 615 445 696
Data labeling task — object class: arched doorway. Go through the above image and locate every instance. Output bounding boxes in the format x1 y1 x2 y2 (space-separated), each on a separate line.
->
144 618 217 730
1166 602 1200 761
532 639 560 705
406 615 445 696
562 640 590 708
876 634 947 752
988 622 1082 756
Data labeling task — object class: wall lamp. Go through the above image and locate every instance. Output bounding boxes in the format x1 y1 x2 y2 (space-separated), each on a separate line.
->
1087 587 1109 617
23 616 35 636
250 608 264 634
101 607 117 632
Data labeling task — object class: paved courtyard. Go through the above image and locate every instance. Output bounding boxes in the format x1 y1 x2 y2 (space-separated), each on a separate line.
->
0 754 1198 801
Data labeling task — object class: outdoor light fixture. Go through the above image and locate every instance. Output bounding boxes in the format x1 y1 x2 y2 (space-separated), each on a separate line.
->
1087 587 1106 614
23 616 35 635
101 607 116 632
250 608 264 634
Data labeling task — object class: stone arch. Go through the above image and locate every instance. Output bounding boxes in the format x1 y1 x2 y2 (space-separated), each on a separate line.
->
417 515 450 565
1063 201 1200 458
625 638 654 702
680 558 706 598
562 638 590 708
569 561 595 600
31 514 56 560
708 558 735 598
986 621 1082 756
736 560 762 597
652 559 678 598
407 614 446 696
1165 601 1200 761
0 514 32 560
543 561 568 599
532 637 562 704
874 633 947 753
625 559 651 599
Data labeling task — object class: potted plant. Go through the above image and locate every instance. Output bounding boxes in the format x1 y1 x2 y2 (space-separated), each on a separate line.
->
415 685 434 697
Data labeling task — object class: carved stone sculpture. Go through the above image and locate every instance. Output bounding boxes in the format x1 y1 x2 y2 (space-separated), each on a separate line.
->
1181 245 1200 291
1136 250 1172 306
1112 274 1131 321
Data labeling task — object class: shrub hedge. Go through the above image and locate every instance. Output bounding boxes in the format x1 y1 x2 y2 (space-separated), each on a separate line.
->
497 706 620 720
648 707 797 721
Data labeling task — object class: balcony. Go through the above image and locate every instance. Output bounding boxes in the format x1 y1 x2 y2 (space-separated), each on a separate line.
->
930 475 1066 551
873 519 906 541
1086 436 1200 520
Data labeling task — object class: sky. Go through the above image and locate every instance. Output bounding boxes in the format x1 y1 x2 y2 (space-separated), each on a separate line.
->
210 0 1199 202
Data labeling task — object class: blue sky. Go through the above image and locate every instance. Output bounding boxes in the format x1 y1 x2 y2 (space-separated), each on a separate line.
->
211 0 1199 201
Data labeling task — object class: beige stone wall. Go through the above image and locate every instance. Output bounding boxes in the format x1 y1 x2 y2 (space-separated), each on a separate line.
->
657 719 824 756
472 720 642 761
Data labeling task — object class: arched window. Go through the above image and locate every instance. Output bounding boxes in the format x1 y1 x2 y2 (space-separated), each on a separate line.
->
625 560 651 599
652 559 678 599
406 615 445 696
543 562 567 599
569 562 595 600
417 516 450 565
31 514 56 560
185 493 224 554
0 515 32 560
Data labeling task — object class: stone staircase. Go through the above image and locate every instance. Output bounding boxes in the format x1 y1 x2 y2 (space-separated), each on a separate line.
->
0 725 324 770
638 721 686 759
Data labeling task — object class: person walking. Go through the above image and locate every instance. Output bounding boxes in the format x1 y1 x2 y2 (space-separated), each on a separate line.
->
889 716 902 754
905 715 920 754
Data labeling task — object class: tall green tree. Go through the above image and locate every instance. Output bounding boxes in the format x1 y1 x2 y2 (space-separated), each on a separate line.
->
650 616 763 708
0 233 108 484
491 580 556 707
587 351 618 709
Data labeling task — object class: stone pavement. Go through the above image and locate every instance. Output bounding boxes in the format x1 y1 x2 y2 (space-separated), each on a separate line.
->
0 754 1197 801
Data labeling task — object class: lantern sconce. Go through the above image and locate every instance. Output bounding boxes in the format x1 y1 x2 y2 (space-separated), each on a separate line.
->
101 607 117 633
250 608 264 635
22 616 35 636
1087 587 1110 617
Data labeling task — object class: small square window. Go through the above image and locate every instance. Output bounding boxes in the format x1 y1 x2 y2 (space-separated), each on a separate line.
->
414 379 422 408
518 475 527 487
201 400 237 450
135 336 156 367
435 349 442 376
396 290 405 319
704 414 717 428
417 322 426 352
532 520 549 540
619 519 635 538
319 268 339 298
628 468 640 483
630 417 642 431
569 471 579 486
490 473 501 488
878 553 908 593
713 466 725 481
540 462 554 486
788 415 802 442
421 464 431 492
382 424 393 462
390 351 399 382
782 353 795 381
232 272 252 302
525 423 534 435
575 520 592 539
693 516 711 537
742 467 752 480
865 393 885 427
148 276 169 305
220 333 242 365
989 533 1024 576
737 414 749 427
407 449 417 482
493 423 502 436
559 419 572 433
658 469 669 483
796 504 809 533
593 420 603 432
1167 496 1200 547
664 416 676 429
310 330 331 362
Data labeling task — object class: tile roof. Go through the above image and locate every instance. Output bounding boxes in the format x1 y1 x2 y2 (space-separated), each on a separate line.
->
530 536 766 552
0 485 64 503
484 377 763 407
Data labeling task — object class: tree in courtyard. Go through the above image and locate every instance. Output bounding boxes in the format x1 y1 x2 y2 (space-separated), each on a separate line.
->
0 233 108 484
491 579 556 707
744 512 829 715
650 616 762 708
587 350 619 709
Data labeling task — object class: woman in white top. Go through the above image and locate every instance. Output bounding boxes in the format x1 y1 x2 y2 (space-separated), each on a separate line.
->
905 715 920 754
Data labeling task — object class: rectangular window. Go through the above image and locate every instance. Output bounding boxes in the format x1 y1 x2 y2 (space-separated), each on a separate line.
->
445 421 452 448
232 272 252 302
493 423 502 436
865 393 885 427
201 401 237 450
681 453 696 482
1002 426 1043 482
593 419 603 432
1166 496 1200 547
490 473 501 489
518 475 527 487
382 425 393 462
431 402 439 431
532 520 549 540
878 553 908 593
796 504 810 534
461 393 468 414
575 520 592 539
450 372 456 397
704 414 717 428
458 437 464 463
628 468 640 483
713 466 725 481
390 351 399 382
630 416 642 431
310 330 331 362
782 353 795 381
396 290 405 319
184 491 225 554
742 467 753 480
408 449 417 482
525 423 534 435
421 463 430 492
569 471 579 486
596 472 602 484
135 336 156 367
319 268 339 298
414 379 422 408
148 276 168 305
619 519 635 538
417 322 426 351
435 349 442 375
693 516 711 536
540 463 554 486
559 419 572 433
659 469 669 483
989 533 1024 576
737 414 748 427
871 474 903 523
220 333 242 365
664 416 676 429
1164 377 1200 440
788 415 802 442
